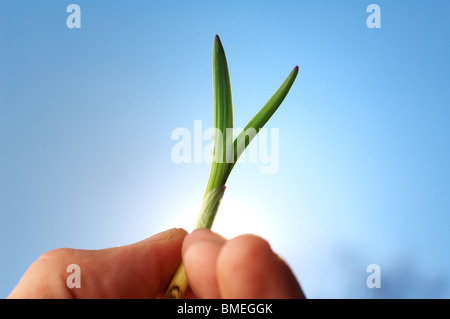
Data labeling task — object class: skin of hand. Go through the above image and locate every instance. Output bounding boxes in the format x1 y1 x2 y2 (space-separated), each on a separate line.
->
7 228 305 299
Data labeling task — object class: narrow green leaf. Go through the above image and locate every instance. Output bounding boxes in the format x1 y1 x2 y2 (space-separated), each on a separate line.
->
203 35 234 198
226 66 299 177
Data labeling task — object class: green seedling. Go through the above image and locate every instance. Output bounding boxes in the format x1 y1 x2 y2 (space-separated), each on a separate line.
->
165 35 298 299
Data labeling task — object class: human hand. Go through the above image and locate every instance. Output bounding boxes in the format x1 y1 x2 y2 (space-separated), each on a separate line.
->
8 228 305 299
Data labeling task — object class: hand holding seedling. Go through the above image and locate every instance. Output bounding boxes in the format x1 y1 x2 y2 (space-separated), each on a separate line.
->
8 35 301 300
8 228 304 298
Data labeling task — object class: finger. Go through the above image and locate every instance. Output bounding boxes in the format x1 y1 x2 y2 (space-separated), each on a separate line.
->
8 228 188 299
182 229 226 298
217 234 305 299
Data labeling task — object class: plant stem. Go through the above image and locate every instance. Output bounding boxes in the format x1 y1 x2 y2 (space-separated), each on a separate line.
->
165 186 225 299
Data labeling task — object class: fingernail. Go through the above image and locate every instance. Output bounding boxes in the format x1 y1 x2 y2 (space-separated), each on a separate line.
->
141 228 179 242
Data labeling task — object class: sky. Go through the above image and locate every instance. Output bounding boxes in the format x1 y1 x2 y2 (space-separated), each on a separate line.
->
1 0 449 298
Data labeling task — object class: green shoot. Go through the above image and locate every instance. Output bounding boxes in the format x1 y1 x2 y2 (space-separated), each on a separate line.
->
165 35 298 299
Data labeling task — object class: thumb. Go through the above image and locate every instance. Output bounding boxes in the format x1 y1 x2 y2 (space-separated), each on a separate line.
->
8 228 187 299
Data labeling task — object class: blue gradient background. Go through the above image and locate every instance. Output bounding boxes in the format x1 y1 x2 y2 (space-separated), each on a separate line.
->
1 1 449 298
